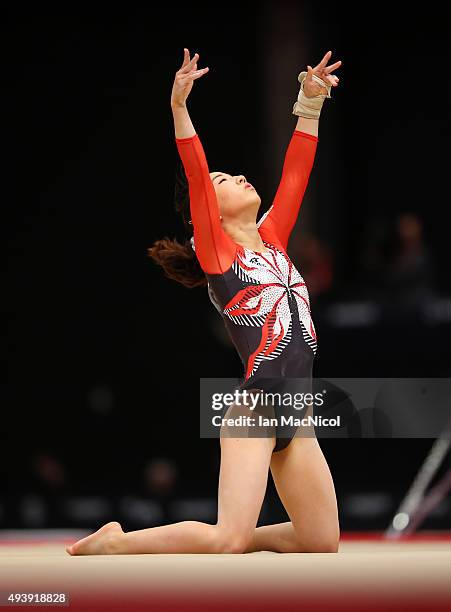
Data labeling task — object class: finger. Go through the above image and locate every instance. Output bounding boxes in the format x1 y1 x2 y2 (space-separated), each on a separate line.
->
182 67 209 80
181 48 190 69
179 53 198 74
179 52 200 74
190 67 209 80
324 60 342 74
307 65 317 84
186 68 208 81
316 50 332 70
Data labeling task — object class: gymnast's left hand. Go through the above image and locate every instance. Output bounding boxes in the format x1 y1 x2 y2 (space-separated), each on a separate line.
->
303 50 342 98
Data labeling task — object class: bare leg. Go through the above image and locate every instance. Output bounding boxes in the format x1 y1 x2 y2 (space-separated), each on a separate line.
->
245 521 303 553
245 437 340 553
67 434 275 555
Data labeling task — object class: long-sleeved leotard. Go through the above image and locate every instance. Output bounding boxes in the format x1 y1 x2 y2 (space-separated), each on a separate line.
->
176 129 319 450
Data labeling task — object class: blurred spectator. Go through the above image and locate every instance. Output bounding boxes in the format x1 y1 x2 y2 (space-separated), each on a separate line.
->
137 458 179 525
31 451 67 491
384 212 436 318
292 235 334 302
142 457 178 498
27 450 70 527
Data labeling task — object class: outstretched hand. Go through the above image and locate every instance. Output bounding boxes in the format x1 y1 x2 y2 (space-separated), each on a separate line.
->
171 49 209 107
303 51 342 98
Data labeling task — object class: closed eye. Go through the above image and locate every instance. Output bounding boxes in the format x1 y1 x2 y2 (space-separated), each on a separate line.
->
219 178 227 184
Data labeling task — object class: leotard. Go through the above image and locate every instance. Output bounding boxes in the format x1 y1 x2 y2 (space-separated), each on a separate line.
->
176 129 318 451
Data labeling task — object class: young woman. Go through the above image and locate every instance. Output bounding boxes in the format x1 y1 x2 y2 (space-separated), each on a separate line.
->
67 48 342 556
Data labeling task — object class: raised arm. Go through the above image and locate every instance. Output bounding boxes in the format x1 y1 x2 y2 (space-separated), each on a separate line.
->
258 52 342 251
171 50 236 274
257 124 319 250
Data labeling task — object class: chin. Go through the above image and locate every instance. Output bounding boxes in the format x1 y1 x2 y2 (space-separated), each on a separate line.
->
253 194 262 208
248 191 261 204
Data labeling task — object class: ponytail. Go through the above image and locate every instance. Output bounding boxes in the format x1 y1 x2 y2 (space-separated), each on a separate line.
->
147 158 207 288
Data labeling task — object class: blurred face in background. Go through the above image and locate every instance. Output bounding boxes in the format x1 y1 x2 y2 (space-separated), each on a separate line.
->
398 213 423 246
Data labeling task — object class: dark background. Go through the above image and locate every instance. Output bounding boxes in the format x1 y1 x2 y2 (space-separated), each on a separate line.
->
5 3 451 532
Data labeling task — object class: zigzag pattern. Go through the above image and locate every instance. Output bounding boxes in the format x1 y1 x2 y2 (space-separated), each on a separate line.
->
249 320 293 378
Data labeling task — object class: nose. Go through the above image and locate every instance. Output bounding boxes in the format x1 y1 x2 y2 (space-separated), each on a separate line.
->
236 175 246 184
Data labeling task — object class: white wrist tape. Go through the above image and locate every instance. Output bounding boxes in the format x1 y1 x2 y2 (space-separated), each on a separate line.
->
292 71 332 119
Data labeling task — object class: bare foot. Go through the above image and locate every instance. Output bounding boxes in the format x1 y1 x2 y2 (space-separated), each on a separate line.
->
66 521 123 556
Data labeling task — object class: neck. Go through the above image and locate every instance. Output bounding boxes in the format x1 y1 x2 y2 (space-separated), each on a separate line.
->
222 218 267 252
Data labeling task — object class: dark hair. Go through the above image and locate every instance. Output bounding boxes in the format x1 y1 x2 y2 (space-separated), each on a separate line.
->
147 157 207 288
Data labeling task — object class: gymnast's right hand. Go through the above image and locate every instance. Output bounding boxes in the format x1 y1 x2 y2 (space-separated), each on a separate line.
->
171 49 209 108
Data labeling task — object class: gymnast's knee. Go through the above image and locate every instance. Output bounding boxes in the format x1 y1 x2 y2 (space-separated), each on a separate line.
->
302 530 340 553
312 537 339 553
213 525 253 554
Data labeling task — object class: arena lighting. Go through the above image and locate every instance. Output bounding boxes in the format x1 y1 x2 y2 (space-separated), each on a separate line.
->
325 297 451 328
386 419 451 538
118 497 164 526
325 301 381 327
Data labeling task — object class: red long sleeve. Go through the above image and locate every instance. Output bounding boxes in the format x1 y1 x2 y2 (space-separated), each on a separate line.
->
175 133 237 275
258 130 318 250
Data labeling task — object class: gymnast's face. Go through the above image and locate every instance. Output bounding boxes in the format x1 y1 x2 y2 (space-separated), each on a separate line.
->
209 171 261 220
